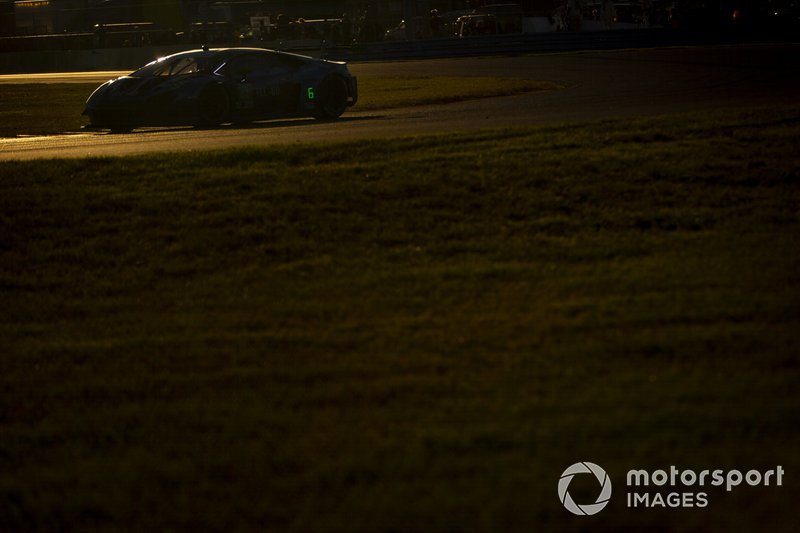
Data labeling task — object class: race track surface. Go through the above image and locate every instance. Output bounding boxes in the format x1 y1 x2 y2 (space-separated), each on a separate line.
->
1 44 797 160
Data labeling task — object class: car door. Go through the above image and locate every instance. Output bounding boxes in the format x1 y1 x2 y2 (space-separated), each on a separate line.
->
227 53 298 118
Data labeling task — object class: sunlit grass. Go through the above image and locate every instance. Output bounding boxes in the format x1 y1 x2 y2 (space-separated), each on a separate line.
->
0 83 92 136
1 107 798 531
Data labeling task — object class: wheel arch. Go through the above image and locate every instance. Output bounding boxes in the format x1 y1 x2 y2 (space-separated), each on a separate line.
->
314 74 352 120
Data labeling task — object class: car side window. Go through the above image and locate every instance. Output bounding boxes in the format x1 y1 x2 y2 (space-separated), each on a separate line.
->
275 55 303 71
227 53 297 82
228 54 266 81
170 57 200 76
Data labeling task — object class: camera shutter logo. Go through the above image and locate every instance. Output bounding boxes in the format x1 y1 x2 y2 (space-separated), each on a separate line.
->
558 462 612 516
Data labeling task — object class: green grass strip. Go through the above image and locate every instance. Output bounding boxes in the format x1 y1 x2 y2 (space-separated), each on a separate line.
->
1 107 799 531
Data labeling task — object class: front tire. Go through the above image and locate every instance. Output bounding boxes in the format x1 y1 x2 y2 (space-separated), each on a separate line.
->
87 111 134 133
315 76 348 120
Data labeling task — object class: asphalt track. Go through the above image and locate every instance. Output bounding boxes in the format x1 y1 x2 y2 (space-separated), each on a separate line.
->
1 43 797 161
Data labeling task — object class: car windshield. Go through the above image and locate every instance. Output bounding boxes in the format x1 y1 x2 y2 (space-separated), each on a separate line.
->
131 54 216 77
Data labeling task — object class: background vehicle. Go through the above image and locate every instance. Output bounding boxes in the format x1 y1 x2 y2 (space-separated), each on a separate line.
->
83 47 357 132
456 14 499 37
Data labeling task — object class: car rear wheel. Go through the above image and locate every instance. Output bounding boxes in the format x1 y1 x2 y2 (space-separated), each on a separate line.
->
196 84 229 126
315 76 348 120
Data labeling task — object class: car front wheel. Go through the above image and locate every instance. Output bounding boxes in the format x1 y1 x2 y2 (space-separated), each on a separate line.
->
315 76 348 120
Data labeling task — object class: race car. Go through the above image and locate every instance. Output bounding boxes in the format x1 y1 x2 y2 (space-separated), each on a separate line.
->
83 47 358 132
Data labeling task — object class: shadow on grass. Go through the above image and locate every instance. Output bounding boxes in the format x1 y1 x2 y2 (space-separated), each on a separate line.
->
82 115 386 136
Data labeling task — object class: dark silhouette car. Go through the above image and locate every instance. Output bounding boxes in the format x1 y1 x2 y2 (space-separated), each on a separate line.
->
83 47 358 132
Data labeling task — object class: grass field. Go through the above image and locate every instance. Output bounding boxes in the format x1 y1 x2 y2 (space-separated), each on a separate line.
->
1 103 799 531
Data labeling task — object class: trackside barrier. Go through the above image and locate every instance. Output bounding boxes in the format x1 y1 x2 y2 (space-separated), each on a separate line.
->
0 28 788 73
332 28 789 62
336 29 688 61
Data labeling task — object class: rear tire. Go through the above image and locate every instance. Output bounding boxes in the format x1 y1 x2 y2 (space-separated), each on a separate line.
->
315 76 348 120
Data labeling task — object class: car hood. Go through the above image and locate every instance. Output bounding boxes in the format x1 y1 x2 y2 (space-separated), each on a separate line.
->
86 75 205 107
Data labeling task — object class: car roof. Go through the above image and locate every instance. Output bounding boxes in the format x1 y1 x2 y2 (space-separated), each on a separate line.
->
160 47 269 59
161 47 322 64
139 47 346 73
